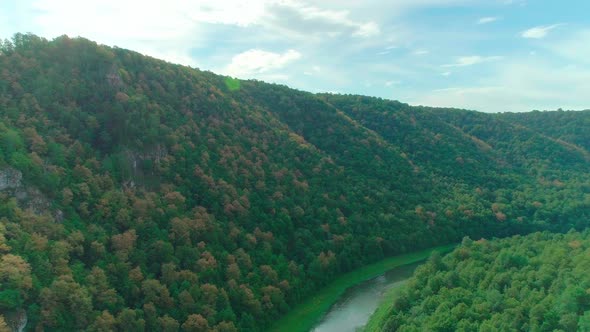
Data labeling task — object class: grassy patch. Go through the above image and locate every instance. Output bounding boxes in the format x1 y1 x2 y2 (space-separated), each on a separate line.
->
267 244 456 332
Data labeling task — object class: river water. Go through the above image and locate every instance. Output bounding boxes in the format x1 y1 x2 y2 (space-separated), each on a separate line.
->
310 261 423 332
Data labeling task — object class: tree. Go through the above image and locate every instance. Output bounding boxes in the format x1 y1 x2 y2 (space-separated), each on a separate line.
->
39 275 93 330
115 308 146 332
579 311 590 332
181 314 209 332
158 315 180 332
0 254 32 309
88 311 116 332
0 315 9 332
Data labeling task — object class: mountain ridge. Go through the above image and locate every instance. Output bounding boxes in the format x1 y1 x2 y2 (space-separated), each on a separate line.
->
0 33 588 331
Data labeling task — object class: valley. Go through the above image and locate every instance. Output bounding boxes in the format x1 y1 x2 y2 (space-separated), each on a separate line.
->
0 34 588 331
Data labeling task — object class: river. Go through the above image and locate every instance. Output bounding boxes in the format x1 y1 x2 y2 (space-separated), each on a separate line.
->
309 260 423 332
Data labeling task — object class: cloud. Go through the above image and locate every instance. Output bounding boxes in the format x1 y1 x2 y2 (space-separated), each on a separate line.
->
186 0 268 26
410 86 511 112
4 0 587 115
502 0 526 5
27 0 216 66
354 22 380 37
223 49 302 78
303 66 321 76
411 28 590 112
17 0 378 68
542 29 590 64
411 58 590 112
413 49 429 55
443 55 503 67
263 1 380 39
521 24 561 39
477 17 499 24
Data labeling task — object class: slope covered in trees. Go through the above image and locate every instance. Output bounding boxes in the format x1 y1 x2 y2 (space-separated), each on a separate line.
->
498 109 590 151
320 94 590 233
377 231 590 331
0 33 588 331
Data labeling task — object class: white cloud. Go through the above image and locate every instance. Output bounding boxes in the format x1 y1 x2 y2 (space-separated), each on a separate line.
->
417 28 590 112
411 58 590 112
543 29 590 64
354 22 380 37
18 0 378 69
4 0 586 115
443 55 503 67
477 17 499 24
266 1 380 38
32 0 191 39
410 86 513 112
376 45 398 55
385 80 401 86
303 66 321 76
28 0 214 66
256 73 291 81
502 0 526 6
413 49 429 55
186 0 268 26
223 49 302 78
521 24 561 39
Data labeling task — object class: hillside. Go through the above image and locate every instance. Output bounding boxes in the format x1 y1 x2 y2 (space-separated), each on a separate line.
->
375 231 590 331
0 33 588 331
498 110 590 151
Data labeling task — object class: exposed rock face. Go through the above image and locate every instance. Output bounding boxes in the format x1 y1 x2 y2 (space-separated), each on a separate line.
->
4 309 27 332
0 167 60 220
0 167 22 191
125 144 168 180
18 187 52 216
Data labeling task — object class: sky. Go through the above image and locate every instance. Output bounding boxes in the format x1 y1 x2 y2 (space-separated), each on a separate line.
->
1 0 589 113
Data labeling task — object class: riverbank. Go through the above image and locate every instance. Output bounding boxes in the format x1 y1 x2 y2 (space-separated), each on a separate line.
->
267 244 456 332
363 279 408 331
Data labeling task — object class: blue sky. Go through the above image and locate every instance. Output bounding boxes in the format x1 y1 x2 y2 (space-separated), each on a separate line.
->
1 0 589 112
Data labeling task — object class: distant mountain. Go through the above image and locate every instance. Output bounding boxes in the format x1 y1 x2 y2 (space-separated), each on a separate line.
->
498 109 590 151
0 33 588 331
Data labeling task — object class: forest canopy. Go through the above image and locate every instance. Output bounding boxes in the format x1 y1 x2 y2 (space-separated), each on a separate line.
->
0 33 588 331
379 231 590 332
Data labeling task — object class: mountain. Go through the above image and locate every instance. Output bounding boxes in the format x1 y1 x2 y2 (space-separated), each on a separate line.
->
375 230 590 331
0 33 588 331
498 109 590 151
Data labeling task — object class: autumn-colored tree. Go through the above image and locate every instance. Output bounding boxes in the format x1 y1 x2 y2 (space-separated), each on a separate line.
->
38 275 93 330
158 315 180 332
88 311 116 332
0 254 32 309
115 308 146 332
0 315 9 332
181 314 209 332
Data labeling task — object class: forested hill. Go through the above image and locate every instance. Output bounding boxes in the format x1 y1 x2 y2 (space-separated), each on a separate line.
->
0 33 588 331
497 109 590 151
376 231 590 331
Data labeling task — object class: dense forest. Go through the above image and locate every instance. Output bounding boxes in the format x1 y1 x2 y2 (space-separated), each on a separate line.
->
0 33 588 331
377 231 590 331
